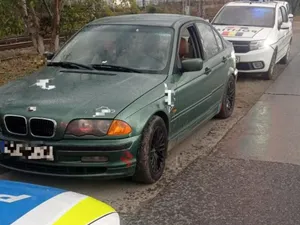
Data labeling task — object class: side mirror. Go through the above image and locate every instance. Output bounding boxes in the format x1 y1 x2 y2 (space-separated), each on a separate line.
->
288 13 294 20
280 22 290 30
205 19 210 23
43 51 55 61
181 58 203 72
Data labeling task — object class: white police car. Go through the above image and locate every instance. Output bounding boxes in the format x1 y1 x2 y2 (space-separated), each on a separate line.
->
212 0 293 79
0 180 120 225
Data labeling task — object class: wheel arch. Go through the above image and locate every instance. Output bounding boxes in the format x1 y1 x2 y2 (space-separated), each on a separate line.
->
121 100 171 137
152 110 169 134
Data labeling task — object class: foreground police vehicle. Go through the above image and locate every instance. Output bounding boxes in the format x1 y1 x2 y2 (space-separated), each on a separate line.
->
212 0 293 79
0 180 120 225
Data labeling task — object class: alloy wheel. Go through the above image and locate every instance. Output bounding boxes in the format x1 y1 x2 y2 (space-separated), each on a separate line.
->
149 126 167 175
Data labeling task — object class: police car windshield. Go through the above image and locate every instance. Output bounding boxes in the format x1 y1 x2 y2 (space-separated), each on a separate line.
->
213 6 275 28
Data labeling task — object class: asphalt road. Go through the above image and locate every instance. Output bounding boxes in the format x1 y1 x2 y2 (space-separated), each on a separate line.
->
122 22 300 224
1 22 300 219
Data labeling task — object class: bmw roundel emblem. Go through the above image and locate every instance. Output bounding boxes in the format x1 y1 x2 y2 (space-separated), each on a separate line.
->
27 106 37 112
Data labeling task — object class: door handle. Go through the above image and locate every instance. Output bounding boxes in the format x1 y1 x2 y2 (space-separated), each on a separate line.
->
204 67 212 75
222 56 227 63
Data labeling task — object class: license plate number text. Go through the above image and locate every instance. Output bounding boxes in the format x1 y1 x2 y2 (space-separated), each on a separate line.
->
0 141 54 161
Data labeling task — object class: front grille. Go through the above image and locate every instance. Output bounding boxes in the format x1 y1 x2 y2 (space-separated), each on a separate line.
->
4 115 27 135
229 41 250 53
0 158 107 176
30 118 56 137
237 62 253 70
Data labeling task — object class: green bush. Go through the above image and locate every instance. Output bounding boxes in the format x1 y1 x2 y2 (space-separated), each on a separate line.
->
0 0 24 38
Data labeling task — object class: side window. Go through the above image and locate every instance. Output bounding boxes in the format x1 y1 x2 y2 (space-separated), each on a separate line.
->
212 28 224 51
195 22 219 59
278 7 283 26
178 27 198 61
280 6 288 22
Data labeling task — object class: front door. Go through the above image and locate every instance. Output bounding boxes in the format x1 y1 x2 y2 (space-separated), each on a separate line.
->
280 6 292 54
170 23 212 139
276 6 290 61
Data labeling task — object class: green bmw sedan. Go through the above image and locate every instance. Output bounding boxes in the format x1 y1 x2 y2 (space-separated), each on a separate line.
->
0 14 238 184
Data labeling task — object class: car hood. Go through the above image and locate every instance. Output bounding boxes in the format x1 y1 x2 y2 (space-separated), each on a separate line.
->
0 180 118 225
0 67 166 120
214 25 272 40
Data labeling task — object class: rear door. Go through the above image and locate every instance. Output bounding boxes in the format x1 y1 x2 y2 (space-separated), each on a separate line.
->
194 21 229 109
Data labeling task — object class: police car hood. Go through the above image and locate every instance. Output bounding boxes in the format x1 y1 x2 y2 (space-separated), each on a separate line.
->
214 25 272 41
0 180 119 225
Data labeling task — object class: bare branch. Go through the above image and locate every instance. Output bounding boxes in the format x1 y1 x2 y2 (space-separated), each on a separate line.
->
42 0 53 18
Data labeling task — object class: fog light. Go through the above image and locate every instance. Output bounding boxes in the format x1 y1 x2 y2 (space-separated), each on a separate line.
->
81 156 108 162
252 61 264 69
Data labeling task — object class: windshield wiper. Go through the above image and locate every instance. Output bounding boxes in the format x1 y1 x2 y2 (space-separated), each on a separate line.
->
47 61 94 70
91 64 142 73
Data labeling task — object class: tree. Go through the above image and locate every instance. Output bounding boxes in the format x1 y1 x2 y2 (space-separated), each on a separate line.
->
50 0 63 52
15 0 63 55
17 0 45 54
291 0 300 14
0 0 24 38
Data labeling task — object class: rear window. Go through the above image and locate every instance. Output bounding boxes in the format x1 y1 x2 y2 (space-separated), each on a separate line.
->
213 6 275 28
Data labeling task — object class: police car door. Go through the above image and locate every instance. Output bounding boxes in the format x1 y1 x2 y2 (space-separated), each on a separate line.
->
280 6 292 51
276 6 289 60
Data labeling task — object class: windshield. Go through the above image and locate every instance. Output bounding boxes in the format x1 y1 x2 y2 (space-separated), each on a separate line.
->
52 25 174 74
213 6 275 28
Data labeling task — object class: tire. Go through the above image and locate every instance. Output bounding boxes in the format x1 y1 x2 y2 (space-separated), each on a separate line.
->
216 75 236 119
262 50 277 80
132 116 168 184
279 41 291 65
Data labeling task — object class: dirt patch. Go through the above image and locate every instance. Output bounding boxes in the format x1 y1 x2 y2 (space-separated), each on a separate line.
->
294 16 300 21
0 54 42 86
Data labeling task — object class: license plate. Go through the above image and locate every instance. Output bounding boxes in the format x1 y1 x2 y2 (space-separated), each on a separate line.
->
0 141 54 161
236 56 240 63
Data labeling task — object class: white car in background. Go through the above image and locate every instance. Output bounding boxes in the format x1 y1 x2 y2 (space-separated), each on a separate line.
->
211 0 293 80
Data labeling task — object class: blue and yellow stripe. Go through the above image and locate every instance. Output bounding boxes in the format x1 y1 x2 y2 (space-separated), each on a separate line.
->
0 180 116 225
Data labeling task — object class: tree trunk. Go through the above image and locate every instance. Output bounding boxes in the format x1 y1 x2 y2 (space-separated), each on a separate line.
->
292 0 300 14
50 0 62 52
18 0 45 55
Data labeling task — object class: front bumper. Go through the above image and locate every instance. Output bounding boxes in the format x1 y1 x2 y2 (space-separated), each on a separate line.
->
0 135 141 178
236 46 274 73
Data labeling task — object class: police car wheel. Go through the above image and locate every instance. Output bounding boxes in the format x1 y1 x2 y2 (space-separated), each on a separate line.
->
262 50 277 80
132 116 168 184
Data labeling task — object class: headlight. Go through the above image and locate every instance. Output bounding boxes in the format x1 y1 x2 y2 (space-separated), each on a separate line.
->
91 212 120 225
249 40 266 51
65 119 132 136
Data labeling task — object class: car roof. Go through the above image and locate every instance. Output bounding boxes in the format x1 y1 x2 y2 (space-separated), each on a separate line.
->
225 1 277 8
88 13 206 27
